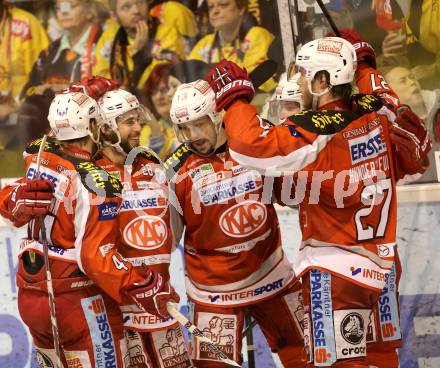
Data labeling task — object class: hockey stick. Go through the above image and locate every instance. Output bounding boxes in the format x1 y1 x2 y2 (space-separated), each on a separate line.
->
35 135 63 368
167 302 241 367
244 311 256 368
315 0 341 36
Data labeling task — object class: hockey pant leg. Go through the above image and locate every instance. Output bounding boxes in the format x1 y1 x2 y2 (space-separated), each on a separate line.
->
302 269 381 367
247 278 307 367
18 287 127 368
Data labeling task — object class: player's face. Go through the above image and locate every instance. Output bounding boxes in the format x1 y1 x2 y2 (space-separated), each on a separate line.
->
207 0 245 31
114 0 148 29
56 0 91 31
177 116 218 155
385 67 423 107
297 73 313 109
116 108 142 152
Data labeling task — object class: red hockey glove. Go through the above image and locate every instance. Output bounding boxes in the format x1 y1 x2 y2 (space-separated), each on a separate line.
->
125 269 180 319
327 28 377 69
390 106 432 174
8 179 54 222
391 105 432 160
65 76 120 101
206 59 255 111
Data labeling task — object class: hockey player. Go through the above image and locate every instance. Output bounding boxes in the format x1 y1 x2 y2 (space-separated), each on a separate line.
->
205 37 431 367
165 79 306 367
0 90 178 367
95 87 192 368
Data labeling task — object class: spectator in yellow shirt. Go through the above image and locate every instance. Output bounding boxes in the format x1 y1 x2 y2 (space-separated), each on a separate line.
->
188 0 276 92
92 0 185 93
0 3 49 122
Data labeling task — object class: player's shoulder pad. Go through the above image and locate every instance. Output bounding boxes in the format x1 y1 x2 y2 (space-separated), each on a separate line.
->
163 143 192 179
24 136 60 155
287 110 358 135
74 160 122 198
351 94 383 114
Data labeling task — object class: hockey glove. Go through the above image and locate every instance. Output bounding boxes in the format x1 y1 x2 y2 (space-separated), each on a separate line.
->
206 59 255 111
327 28 377 69
125 269 180 319
391 105 432 161
65 76 120 101
8 179 54 222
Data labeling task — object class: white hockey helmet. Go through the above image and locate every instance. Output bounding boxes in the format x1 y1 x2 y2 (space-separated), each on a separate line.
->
99 89 145 129
48 92 102 141
170 80 221 143
274 73 303 106
269 73 303 123
292 36 357 95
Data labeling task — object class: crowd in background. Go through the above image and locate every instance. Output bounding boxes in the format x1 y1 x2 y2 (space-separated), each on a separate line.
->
0 0 439 181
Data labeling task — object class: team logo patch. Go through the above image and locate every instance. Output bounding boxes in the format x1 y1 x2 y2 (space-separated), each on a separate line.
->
219 200 267 238
196 312 237 363
334 309 370 360
348 126 387 165
98 202 119 221
123 215 167 250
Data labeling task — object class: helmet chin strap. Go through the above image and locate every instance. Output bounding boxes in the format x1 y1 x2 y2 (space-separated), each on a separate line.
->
308 80 330 110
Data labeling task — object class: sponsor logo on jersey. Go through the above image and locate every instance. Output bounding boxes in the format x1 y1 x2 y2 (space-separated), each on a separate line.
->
309 269 336 366
377 244 391 257
208 278 283 303
190 163 214 182
26 165 69 200
378 264 401 342
349 126 387 165
197 313 237 362
334 309 369 360
198 172 262 205
311 112 345 130
219 200 267 238
124 330 152 367
340 312 365 345
157 327 192 368
350 267 387 282
98 202 119 221
342 118 381 139
120 196 166 211
123 215 167 250
81 295 117 368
